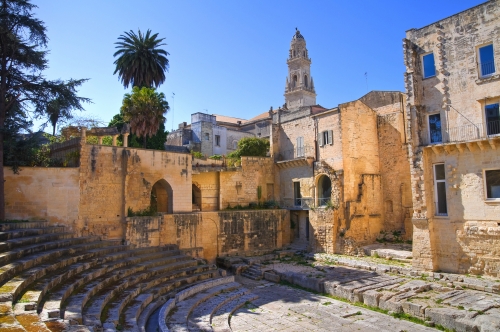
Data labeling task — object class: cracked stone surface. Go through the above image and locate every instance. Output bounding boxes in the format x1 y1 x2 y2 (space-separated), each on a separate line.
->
230 277 435 332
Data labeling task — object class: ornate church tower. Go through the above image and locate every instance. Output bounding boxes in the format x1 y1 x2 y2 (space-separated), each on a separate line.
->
284 29 316 110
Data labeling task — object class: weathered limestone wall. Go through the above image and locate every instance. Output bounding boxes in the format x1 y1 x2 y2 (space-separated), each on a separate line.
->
4 167 80 228
143 210 291 263
219 157 275 208
337 174 383 255
77 144 191 239
373 94 413 237
339 100 380 203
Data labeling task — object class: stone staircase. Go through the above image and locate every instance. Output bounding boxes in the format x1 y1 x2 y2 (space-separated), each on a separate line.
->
241 263 263 280
0 221 221 332
158 276 258 332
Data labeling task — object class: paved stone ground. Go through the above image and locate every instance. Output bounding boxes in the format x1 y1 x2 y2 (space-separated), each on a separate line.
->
231 276 436 332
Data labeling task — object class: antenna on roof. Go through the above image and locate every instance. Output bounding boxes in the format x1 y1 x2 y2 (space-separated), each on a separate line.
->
171 92 175 131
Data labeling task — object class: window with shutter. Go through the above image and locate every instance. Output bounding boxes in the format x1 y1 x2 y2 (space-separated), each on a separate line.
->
328 130 333 145
318 132 323 147
296 136 304 157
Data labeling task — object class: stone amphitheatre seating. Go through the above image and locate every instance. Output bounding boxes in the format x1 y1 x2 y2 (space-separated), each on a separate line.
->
159 276 258 332
0 221 221 331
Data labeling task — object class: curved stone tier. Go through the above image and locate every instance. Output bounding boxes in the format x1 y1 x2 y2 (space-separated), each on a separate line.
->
0 221 220 331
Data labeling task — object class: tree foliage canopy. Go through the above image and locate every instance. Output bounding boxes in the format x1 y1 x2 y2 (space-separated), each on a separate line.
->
0 0 89 218
113 29 169 88
228 137 270 159
120 86 169 148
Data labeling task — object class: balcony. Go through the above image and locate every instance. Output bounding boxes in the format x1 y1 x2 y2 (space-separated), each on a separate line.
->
275 145 315 169
421 120 500 152
280 198 314 210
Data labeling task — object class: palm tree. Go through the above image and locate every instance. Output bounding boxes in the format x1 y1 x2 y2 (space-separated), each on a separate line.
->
121 86 169 148
113 29 169 88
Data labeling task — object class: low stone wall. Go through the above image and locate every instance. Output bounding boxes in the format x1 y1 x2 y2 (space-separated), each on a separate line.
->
457 221 500 277
125 210 290 263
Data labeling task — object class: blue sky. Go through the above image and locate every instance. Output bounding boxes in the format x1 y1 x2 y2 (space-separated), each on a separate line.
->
31 0 485 132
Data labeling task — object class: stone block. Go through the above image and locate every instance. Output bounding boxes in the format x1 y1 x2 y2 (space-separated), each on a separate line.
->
363 290 382 307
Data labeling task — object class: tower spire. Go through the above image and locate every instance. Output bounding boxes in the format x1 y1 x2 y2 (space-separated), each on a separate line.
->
284 29 316 110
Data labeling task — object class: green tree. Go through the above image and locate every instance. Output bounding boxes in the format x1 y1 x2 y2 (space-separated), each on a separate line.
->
113 29 169 88
107 112 168 150
0 0 89 219
120 86 169 148
228 137 270 159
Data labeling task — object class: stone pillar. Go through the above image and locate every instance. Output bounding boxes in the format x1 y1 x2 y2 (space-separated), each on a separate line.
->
112 135 118 146
123 133 129 147
98 137 103 145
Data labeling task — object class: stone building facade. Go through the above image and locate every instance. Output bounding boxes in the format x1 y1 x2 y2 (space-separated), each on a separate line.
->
404 0 500 276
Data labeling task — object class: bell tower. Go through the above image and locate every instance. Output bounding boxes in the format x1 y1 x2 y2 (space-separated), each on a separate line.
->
284 28 316 110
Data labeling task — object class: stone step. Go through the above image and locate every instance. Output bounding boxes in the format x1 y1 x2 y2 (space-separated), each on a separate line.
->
137 270 230 332
122 268 219 331
0 221 49 231
0 232 75 252
0 300 27 332
39 248 180 322
60 253 188 323
2 241 124 305
186 282 243 331
0 237 106 295
168 286 251 332
101 264 215 329
0 226 66 242
210 293 259 332
169 281 240 329
0 235 101 267
12 244 130 308
82 259 200 327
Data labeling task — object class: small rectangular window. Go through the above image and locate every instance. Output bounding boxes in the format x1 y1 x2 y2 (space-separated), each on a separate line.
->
485 103 500 136
434 164 448 216
485 170 500 199
204 133 209 141
318 130 333 146
428 113 442 144
215 135 220 146
422 53 436 79
479 44 496 77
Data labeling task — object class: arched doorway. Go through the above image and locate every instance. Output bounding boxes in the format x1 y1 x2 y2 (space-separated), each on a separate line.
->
192 184 202 211
317 175 332 206
151 179 173 214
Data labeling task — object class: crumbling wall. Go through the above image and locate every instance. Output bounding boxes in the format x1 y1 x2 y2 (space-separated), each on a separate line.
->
156 210 290 263
219 157 275 208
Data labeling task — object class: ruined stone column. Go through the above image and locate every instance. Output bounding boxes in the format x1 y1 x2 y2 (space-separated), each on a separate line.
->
98 137 103 145
123 133 129 147
112 135 118 146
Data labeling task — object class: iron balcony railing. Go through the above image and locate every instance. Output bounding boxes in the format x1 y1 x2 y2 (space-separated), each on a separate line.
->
275 145 314 162
421 120 500 146
480 61 496 77
279 197 332 210
317 197 331 207
280 198 313 210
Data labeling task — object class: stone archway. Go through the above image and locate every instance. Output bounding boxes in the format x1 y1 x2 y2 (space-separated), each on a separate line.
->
151 179 173 214
317 174 332 206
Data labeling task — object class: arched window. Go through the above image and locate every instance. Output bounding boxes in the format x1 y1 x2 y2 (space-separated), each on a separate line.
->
233 140 238 149
293 75 298 88
304 74 308 88
317 175 332 206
